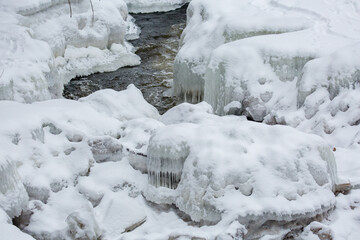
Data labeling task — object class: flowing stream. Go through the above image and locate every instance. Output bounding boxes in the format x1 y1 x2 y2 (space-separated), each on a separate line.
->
63 5 187 114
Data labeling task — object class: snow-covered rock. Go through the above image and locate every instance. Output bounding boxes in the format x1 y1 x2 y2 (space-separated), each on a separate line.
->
0 85 157 203
0 0 140 103
25 187 97 239
174 0 360 124
124 0 189 13
145 109 338 237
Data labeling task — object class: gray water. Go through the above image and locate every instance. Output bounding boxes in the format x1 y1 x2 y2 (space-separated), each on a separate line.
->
63 5 187 114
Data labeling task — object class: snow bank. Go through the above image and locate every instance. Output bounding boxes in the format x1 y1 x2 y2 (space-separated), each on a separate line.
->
0 85 162 238
174 0 360 123
124 0 189 13
145 105 338 237
0 84 157 205
0 0 140 103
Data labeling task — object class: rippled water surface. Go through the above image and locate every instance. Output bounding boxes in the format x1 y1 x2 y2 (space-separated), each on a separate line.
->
63 5 187 114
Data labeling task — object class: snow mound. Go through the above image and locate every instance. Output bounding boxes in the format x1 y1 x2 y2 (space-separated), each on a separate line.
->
25 187 99 239
0 0 140 103
0 85 157 204
0 158 29 218
145 112 338 235
124 0 189 13
174 0 360 124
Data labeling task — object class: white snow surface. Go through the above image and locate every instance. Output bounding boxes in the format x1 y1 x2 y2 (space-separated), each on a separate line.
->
174 0 360 130
124 0 190 13
0 0 359 238
146 106 338 226
0 0 140 103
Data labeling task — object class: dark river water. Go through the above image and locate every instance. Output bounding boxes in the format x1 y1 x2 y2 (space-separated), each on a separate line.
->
63 5 187 114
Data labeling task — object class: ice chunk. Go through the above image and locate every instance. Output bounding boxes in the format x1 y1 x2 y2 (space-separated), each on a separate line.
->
0 159 29 218
145 115 338 237
147 124 193 189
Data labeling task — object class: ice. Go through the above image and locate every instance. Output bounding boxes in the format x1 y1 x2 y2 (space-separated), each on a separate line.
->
147 123 193 189
124 0 189 13
0 158 29 218
0 0 140 103
174 0 360 124
145 109 338 237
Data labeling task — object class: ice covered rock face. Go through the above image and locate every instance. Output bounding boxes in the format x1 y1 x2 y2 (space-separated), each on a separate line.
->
174 0 360 125
145 111 338 235
0 0 140 103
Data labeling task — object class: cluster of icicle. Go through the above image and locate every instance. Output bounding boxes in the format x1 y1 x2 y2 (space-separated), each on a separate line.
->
147 140 189 190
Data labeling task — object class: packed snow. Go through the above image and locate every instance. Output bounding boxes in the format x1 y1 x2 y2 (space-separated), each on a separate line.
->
0 0 360 239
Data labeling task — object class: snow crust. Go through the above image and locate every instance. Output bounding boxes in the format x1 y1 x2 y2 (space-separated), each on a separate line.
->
0 0 140 103
124 0 190 13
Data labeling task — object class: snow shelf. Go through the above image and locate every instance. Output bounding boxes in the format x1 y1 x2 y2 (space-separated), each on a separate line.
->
145 104 338 236
0 0 140 103
174 0 360 122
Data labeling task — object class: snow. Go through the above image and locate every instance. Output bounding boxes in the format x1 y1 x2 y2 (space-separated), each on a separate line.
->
124 0 189 13
0 158 29 218
174 0 360 123
0 0 140 103
145 107 338 234
0 0 359 239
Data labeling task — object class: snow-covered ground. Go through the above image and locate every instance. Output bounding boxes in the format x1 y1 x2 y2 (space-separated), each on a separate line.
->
0 0 359 239
0 0 140 103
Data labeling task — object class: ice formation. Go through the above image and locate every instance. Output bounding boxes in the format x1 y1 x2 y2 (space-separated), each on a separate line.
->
124 0 190 13
145 105 338 237
0 0 140 103
174 0 360 124
0 159 29 218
